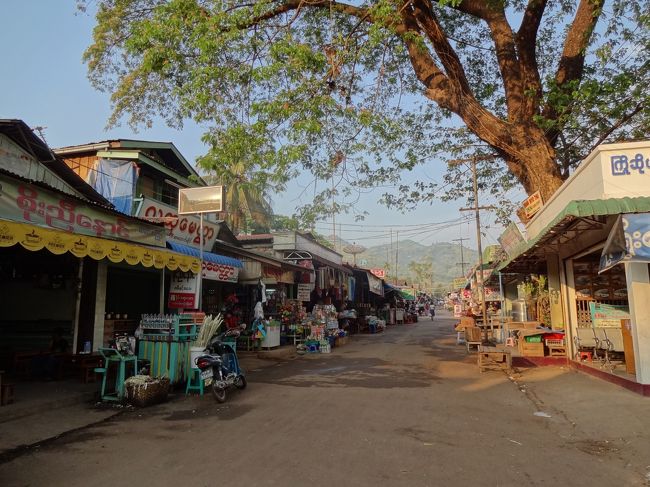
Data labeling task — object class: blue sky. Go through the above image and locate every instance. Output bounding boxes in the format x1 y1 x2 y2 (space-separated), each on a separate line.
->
0 1 513 251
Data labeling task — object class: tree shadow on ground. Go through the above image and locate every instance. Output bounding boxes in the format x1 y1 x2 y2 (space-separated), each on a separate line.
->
250 355 441 389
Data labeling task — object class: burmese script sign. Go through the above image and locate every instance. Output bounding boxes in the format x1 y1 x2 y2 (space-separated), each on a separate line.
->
137 198 219 251
588 302 630 328
202 261 239 282
169 273 199 309
0 173 165 247
297 283 311 301
522 191 543 220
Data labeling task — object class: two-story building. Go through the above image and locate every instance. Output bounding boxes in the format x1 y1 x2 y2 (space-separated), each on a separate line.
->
0 120 200 366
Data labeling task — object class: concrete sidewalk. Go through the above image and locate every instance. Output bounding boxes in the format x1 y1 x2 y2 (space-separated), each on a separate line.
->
0 347 299 459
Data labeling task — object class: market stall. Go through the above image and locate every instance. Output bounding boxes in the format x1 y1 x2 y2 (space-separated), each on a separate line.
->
137 312 204 384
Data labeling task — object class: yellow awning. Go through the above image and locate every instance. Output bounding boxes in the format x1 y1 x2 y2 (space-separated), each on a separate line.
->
0 220 201 273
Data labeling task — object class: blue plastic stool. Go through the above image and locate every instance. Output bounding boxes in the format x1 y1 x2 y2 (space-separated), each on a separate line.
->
185 368 204 396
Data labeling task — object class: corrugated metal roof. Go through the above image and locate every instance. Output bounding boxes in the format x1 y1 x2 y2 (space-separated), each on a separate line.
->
498 197 650 271
167 242 243 268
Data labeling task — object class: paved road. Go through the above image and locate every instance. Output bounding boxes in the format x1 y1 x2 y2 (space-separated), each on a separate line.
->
1 312 648 486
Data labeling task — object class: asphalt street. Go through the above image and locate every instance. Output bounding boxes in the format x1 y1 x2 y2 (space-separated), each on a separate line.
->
1 311 649 486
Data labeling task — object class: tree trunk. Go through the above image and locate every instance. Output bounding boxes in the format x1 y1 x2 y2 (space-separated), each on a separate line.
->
504 124 565 202
449 95 566 201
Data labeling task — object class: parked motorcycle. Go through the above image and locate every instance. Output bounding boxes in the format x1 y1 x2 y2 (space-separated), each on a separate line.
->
194 334 246 403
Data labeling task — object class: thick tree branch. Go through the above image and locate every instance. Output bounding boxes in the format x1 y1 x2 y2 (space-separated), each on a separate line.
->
516 0 547 117
398 12 454 110
409 0 472 94
544 0 604 144
435 0 526 120
555 0 604 86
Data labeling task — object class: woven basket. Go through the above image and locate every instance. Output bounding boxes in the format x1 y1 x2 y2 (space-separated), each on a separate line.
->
125 377 170 407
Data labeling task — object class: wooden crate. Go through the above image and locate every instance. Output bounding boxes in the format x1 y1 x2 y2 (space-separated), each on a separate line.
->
518 341 545 357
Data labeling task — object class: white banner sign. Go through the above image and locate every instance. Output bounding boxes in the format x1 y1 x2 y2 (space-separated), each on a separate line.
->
367 273 384 295
168 273 199 309
202 261 239 282
297 283 311 301
137 197 219 251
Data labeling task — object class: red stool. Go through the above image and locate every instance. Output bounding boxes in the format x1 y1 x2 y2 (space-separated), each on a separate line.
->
579 351 592 362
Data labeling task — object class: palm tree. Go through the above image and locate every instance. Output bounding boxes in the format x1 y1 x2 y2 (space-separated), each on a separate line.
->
203 161 273 235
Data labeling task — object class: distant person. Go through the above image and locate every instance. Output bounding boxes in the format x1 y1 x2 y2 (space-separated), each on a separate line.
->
430 304 435 318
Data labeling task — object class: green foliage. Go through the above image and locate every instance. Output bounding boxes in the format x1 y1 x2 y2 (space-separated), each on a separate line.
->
82 0 649 226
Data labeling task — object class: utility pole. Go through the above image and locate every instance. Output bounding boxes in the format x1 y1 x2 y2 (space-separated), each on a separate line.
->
450 155 497 339
452 237 468 277
389 229 393 284
396 230 399 284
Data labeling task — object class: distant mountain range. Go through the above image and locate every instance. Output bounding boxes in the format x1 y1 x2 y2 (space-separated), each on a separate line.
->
329 235 478 287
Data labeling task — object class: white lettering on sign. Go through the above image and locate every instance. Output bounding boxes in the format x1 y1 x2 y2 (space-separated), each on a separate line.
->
137 198 219 250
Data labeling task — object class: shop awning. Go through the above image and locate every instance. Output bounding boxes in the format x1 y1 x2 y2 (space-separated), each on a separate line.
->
599 212 650 273
311 254 353 275
498 197 650 273
167 241 243 268
0 220 201 273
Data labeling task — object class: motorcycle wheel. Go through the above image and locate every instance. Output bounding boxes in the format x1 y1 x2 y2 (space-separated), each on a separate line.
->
212 383 226 403
234 375 247 390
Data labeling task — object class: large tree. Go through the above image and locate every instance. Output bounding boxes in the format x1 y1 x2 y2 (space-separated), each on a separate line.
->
83 0 648 220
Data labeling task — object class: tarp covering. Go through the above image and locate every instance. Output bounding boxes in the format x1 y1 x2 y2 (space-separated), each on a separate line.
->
167 241 243 268
599 212 650 273
87 158 137 214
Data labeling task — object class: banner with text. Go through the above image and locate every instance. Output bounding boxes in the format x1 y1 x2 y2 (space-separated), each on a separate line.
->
137 197 219 251
0 173 165 247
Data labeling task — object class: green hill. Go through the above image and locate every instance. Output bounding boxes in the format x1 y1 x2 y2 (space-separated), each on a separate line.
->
350 239 478 290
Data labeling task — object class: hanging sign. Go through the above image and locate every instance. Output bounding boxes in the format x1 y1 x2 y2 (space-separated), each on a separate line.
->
522 191 543 220
484 287 502 301
169 273 200 309
369 268 385 279
453 304 463 318
137 197 218 251
367 272 384 295
297 283 311 301
452 277 467 289
202 261 239 282
0 173 165 246
498 222 526 257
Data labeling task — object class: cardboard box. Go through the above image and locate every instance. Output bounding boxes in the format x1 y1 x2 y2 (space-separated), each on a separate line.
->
519 341 545 357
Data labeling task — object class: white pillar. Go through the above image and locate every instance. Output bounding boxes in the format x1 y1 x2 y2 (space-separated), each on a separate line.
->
625 262 650 384
92 260 108 351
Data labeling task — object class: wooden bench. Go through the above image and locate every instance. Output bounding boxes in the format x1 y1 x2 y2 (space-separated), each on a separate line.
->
477 347 512 373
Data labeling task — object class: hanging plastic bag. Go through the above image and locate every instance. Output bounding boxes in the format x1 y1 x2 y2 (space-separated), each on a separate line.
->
254 301 264 319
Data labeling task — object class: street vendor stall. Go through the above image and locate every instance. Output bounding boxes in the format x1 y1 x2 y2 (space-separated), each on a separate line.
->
137 312 204 384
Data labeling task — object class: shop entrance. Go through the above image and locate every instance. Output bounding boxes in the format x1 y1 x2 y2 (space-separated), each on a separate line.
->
103 264 162 347
0 246 78 375
572 251 632 375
